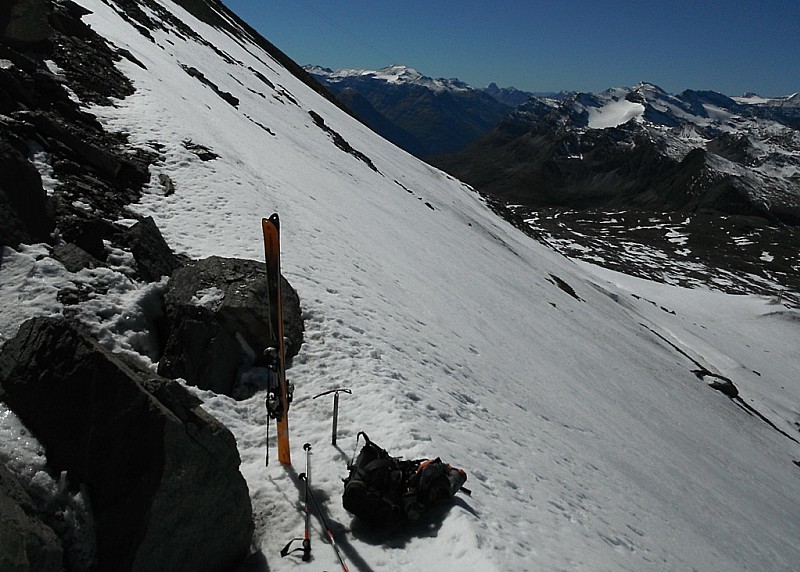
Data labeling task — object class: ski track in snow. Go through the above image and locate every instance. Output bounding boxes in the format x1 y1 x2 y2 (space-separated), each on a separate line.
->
1 1 799 570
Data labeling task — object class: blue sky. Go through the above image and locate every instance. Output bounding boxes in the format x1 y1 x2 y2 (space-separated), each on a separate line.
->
224 1 798 96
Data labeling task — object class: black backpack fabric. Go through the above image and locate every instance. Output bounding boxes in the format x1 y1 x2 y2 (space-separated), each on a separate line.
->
342 432 468 524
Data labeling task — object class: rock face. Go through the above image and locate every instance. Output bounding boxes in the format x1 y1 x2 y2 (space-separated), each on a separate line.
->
125 216 185 281
0 130 55 249
1 0 53 47
159 255 303 396
0 0 154 253
0 316 254 572
0 464 63 572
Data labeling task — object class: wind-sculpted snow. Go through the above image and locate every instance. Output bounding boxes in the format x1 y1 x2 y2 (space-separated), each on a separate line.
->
1 0 800 571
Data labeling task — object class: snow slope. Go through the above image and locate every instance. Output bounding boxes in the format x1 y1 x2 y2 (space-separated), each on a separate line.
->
2 1 800 570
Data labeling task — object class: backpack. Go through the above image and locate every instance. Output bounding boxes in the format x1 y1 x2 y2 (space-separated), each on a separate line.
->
342 432 468 524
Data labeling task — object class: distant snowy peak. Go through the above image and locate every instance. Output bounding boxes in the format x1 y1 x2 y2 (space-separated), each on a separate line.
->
305 64 472 93
733 92 800 108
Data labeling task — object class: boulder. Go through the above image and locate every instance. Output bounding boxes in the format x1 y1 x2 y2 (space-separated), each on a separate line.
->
51 242 100 273
0 316 254 572
125 216 184 282
0 464 62 572
158 303 242 395
159 256 303 396
1 0 53 47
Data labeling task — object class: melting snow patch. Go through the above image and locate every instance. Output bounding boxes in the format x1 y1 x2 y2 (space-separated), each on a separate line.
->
0 402 50 481
666 229 688 245
28 142 59 195
72 200 93 212
191 286 225 309
44 59 65 76
0 403 98 569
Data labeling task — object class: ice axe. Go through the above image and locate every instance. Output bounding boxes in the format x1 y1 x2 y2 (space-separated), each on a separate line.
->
312 388 352 446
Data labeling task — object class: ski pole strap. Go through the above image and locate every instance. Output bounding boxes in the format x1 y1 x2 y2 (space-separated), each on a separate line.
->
280 538 305 558
280 537 311 561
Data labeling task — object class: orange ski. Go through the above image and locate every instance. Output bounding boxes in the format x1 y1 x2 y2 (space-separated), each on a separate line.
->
262 214 291 465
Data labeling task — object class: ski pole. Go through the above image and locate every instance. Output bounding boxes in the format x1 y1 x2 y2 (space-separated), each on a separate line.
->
299 472 350 572
302 443 312 560
280 443 313 561
313 388 352 446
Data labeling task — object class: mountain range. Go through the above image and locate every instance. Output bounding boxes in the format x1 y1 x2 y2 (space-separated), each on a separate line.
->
433 82 800 219
309 66 800 225
306 65 515 157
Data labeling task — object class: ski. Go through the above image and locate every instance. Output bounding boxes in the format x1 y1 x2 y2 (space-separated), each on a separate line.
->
262 214 291 466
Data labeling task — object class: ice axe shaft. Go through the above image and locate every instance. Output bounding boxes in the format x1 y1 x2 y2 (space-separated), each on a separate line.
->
312 388 352 446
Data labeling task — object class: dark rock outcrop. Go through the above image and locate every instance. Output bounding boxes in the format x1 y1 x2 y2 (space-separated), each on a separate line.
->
0 316 254 572
0 129 55 249
124 216 185 282
159 256 303 396
0 464 62 572
51 242 101 272
1 0 53 48
0 0 155 257
158 302 242 396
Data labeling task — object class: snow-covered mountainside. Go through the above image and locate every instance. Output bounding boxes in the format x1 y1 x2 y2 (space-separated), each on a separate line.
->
2 2 800 571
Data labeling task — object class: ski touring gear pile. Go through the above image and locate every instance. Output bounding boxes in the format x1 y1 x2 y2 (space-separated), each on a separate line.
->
342 432 468 524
